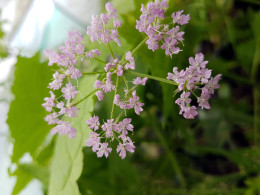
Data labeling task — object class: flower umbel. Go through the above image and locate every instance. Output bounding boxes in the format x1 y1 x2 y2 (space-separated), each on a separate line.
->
136 0 190 57
167 53 221 119
43 0 221 160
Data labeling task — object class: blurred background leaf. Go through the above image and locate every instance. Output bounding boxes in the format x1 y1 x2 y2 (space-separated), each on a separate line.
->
7 53 52 163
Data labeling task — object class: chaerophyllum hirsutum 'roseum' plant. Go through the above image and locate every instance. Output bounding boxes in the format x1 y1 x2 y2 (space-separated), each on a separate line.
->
42 0 221 159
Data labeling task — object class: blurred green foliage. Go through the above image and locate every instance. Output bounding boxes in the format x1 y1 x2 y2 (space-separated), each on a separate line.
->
78 0 260 194
6 54 53 195
5 0 260 194
0 12 8 59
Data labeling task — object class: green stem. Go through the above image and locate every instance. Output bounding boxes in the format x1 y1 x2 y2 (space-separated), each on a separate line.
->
155 128 186 187
119 37 149 66
113 131 122 143
191 90 198 98
107 43 115 59
149 112 186 187
115 112 123 123
100 131 106 139
251 38 260 146
110 76 119 118
253 89 260 146
70 89 98 107
94 57 107 64
251 38 260 80
123 76 129 91
132 37 149 55
82 71 106 75
127 70 178 86
172 88 180 99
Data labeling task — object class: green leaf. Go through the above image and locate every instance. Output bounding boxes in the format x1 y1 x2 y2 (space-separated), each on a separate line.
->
7 53 52 162
11 166 33 195
36 137 56 165
12 163 49 195
112 0 135 14
48 75 97 195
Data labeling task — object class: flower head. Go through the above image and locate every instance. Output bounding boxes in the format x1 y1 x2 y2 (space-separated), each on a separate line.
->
167 53 221 119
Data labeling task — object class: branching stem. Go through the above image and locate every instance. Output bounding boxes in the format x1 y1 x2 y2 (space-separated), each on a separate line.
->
82 71 106 75
110 76 119 118
127 70 178 86
70 89 98 107
94 57 107 64
107 43 115 59
132 37 149 55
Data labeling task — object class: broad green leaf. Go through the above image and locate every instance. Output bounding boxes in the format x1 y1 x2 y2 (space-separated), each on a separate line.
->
12 137 55 194
112 0 135 14
36 137 56 166
7 53 52 162
12 163 49 195
48 75 97 195
11 166 33 195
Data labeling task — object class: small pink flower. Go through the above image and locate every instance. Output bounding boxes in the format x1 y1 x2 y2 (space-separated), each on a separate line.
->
116 65 124 76
113 19 122 28
65 67 82 79
42 91 56 112
105 2 117 18
129 91 144 115
133 77 148 86
95 90 104 101
86 132 100 152
86 115 100 131
171 10 190 25
183 106 198 119
61 83 78 100
66 106 78 117
86 49 101 58
198 93 211 110
117 118 134 135
97 143 112 158
44 112 59 125
125 51 135 70
189 53 208 68
51 121 77 138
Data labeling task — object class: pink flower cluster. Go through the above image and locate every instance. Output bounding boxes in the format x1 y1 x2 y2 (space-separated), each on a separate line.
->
136 0 190 57
87 2 122 46
88 51 148 158
43 31 87 138
43 0 221 160
86 117 135 159
43 29 102 137
43 2 149 159
167 53 221 119
93 51 136 101
114 90 145 115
